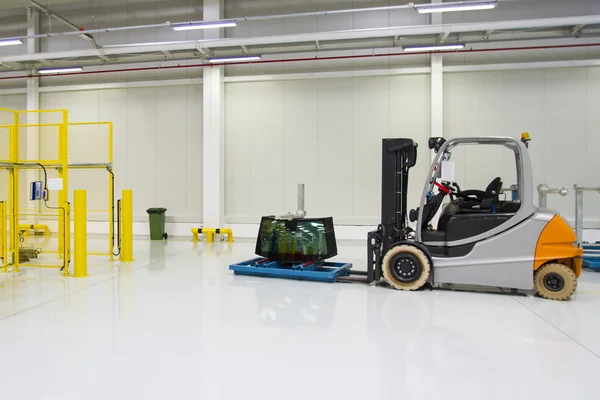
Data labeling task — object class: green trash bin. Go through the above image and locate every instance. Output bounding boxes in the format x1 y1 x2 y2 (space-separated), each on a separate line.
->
147 208 168 240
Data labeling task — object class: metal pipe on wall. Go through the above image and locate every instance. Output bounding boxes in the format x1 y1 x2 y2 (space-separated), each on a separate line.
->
28 0 99 46
297 183 306 217
537 183 568 209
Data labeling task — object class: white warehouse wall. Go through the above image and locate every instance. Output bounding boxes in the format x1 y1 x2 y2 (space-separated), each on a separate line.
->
224 74 430 225
38 85 203 222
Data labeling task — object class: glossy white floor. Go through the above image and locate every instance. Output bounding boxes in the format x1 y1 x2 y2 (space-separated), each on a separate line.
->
1 238 600 400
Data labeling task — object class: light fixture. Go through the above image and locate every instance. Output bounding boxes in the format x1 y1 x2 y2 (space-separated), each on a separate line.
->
172 20 237 31
38 67 84 74
403 44 465 52
0 39 23 47
415 1 497 13
208 56 261 63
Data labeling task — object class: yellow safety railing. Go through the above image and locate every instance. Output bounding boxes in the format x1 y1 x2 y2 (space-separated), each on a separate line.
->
68 121 114 260
0 109 124 276
0 108 70 273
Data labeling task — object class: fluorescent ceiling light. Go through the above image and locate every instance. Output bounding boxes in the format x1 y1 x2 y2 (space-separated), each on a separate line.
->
172 20 237 31
416 1 497 13
103 40 195 48
0 39 23 47
403 44 465 52
208 56 261 63
38 67 84 74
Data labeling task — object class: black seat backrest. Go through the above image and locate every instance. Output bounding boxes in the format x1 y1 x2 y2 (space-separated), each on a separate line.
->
486 177 502 201
421 191 447 229
437 200 461 231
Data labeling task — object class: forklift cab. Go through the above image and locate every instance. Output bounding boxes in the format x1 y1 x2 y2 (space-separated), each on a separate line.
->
412 137 533 256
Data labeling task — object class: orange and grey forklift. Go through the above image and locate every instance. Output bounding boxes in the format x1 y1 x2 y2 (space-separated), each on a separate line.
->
349 136 582 300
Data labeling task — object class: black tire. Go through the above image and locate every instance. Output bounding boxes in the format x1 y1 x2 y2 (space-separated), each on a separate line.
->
382 244 431 291
163 232 168 240
534 263 577 301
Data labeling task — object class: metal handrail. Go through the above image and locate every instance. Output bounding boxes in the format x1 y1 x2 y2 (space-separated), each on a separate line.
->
574 185 600 244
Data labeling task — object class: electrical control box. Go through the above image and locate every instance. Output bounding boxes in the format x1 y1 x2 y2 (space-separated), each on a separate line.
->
29 181 43 201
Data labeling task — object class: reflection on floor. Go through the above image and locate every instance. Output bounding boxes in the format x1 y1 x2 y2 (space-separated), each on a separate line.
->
1 237 600 400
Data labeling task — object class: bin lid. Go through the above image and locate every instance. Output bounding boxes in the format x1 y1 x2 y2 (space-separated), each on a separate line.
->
147 208 167 214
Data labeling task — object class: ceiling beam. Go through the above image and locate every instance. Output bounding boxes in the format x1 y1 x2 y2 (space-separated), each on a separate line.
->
2 15 600 67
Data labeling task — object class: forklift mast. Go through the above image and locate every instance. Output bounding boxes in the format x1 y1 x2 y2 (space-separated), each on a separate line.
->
355 139 418 285
380 138 418 252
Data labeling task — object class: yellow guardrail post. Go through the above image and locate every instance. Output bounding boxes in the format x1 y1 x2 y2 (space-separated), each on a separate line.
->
219 228 234 243
74 190 88 277
204 228 216 243
1 201 6 272
191 227 233 243
120 190 134 262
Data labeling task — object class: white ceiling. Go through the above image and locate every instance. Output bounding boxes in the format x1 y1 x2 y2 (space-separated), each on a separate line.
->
0 0 80 10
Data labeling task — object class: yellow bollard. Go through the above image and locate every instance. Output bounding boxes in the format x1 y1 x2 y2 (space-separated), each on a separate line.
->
73 190 88 277
1 201 6 272
120 190 134 262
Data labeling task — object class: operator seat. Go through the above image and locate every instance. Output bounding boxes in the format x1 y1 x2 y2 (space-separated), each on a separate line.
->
457 177 502 211
417 190 448 242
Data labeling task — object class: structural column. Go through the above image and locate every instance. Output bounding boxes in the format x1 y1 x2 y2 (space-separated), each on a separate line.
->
430 1 443 161
202 0 225 228
26 7 40 218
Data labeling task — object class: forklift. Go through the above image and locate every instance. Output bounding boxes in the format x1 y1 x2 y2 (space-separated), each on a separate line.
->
341 136 583 300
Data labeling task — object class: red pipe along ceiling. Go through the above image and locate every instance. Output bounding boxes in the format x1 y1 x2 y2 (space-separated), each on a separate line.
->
1 42 599 81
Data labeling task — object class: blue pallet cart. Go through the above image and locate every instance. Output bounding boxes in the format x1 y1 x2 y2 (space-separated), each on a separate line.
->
229 257 353 283
582 244 600 270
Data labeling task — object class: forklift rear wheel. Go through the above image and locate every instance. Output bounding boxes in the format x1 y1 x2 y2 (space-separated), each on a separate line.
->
534 263 577 301
382 245 431 291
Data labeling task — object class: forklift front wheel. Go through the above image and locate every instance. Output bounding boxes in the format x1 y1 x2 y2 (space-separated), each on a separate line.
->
534 263 577 301
382 245 431 291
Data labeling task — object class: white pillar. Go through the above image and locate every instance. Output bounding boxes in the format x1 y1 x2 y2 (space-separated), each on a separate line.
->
430 1 443 161
202 0 225 227
27 7 40 219
26 7 40 124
